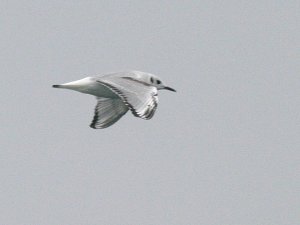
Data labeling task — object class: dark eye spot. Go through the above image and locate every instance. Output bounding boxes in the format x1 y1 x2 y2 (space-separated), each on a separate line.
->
157 80 161 84
150 77 154 83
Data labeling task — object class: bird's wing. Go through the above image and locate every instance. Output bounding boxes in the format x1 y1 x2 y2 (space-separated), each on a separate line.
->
96 76 158 119
90 97 128 129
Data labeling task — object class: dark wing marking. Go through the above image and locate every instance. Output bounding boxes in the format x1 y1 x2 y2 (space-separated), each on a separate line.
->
90 97 128 129
122 77 152 86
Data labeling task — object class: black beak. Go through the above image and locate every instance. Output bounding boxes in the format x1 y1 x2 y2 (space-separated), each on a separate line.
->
163 86 176 92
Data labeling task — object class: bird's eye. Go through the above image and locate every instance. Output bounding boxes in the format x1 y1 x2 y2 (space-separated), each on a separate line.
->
156 80 161 84
150 77 154 83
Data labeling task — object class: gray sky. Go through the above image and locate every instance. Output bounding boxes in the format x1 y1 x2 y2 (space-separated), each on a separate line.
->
1 1 299 224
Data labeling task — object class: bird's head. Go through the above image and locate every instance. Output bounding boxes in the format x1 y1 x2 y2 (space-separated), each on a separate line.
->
149 75 176 92
132 71 176 92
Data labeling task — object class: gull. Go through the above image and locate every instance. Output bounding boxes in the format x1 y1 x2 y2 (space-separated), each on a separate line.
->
53 71 176 129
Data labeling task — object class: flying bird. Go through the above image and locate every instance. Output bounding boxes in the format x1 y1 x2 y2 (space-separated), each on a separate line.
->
53 71 176 129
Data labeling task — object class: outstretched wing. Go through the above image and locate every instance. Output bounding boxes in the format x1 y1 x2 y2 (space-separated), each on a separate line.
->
90 97 128 129
96 77 158 119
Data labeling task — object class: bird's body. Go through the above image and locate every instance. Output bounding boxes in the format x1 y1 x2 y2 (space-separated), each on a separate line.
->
53 71 175 129
54 76 119 98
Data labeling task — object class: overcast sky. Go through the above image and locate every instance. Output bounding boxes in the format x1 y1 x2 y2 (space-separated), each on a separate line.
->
1 1 299 225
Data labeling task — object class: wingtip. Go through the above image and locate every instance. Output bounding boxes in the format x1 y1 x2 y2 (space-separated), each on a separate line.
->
89 124 96 129
52 85 60 88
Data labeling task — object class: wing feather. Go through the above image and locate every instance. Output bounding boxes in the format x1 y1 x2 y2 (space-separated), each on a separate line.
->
90 97 128 129
96 76 158 120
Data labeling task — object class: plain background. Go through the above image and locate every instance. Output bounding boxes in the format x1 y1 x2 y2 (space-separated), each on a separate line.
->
1 1 299 224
